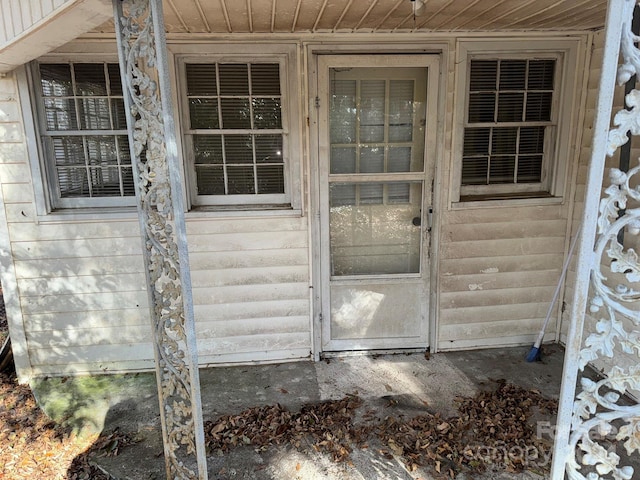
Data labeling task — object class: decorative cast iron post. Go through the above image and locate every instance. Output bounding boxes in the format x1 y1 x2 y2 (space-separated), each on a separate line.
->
113 0 208 478
552 0 640 478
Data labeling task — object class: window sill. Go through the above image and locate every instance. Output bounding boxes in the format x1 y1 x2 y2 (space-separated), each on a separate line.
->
37 207 139 224
186 204 303 219
451 193 564 210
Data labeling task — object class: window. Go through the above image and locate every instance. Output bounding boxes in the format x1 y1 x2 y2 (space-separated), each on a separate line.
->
182 60 289 206
455 39 581 202
463 59 554 188
34 62 135 209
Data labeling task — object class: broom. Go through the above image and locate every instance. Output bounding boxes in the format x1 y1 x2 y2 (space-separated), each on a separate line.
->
525 224 581 362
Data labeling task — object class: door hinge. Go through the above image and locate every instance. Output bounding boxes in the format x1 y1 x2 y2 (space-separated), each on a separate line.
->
315 96 320 108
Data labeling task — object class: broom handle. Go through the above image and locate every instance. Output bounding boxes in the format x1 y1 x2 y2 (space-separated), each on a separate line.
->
534 224 582 348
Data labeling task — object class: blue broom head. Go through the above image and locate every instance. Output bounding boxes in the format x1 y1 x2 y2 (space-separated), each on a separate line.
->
525 346 542 362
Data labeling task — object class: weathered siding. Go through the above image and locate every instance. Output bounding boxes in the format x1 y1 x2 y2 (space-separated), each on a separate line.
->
437 207 570 350
15 219 153 376
0 71 31 380
186 216 311 365
0 0 71 44
0 0 111 73
434 34 587 351
13 212 311 375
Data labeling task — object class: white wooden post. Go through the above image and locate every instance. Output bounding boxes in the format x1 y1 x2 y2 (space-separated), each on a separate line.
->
551 0 640 478
113 0 208 478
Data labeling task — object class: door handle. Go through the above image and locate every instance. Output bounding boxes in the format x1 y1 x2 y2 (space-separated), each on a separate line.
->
426 207 433 232
412 216 421 226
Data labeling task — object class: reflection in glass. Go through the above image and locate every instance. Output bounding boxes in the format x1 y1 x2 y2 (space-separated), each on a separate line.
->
185 62 285 197
329 68 425 175
330 182 422 276
360 80 385 143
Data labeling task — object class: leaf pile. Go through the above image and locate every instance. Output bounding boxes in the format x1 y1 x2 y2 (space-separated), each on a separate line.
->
205 381 558 478
205 394 363 461
376 381 558 477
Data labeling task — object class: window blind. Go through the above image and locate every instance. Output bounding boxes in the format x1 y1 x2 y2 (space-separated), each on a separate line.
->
186 62 285 197
38 63 134 202
462 59 555 187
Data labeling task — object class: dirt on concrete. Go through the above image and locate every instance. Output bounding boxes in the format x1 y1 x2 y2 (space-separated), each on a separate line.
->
28 346 568 480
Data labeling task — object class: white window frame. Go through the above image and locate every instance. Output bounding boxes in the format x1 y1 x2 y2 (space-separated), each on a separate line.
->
174 44 301 210
452 39 583 204
28 55 137 210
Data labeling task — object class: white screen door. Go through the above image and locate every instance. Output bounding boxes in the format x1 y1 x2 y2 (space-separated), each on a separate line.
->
317 54 439 351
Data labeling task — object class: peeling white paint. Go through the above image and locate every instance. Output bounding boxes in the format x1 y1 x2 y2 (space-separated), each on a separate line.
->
480 267 499 274
468 284 483 291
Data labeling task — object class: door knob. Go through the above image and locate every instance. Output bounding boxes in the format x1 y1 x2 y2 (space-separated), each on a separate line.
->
412 217 421 226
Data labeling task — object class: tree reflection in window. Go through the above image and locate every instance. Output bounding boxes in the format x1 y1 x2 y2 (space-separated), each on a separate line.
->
38 62 133 201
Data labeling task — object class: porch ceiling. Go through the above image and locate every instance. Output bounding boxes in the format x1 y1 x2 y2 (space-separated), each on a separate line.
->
92 0 607 35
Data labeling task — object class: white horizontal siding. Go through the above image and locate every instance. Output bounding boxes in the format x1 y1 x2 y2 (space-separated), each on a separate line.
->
27 324 150 349
21 291 150 315
0 0 112 73
194 299 308 322
189 248 308 270
0 0 72 43
0 72 33 380
440 253 564 276
437 205 570 350
12 237 143 260
11 209 311 373
29 343 154 366
440 286 556 309
188 216 311 363
24 308 149 332
14 255 145 279
18 273 147 296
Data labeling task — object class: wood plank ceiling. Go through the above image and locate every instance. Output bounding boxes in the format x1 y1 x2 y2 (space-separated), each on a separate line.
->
92 0 608 34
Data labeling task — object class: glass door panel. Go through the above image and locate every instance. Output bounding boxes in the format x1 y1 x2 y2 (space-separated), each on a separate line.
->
329 182 422 276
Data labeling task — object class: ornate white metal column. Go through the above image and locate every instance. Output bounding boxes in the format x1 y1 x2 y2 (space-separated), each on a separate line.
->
113 1 208 478
552 0 640 478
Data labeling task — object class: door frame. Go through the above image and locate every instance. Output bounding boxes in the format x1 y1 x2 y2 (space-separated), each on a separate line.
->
307 45 446 358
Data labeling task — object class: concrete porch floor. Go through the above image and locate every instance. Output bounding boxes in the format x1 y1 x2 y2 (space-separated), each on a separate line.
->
33 346 566 479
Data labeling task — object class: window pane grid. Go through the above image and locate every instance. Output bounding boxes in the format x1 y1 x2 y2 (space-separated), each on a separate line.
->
186 62 285 197
463 58 555 188
39 62 134 201
462 125 547 185
329 78 422 176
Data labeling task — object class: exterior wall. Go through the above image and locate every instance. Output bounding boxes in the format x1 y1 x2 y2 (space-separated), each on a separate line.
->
436 206 570 350
0 0 111 73
434 36 589 351
2 31 596 378
0 0 71 44
187 216 311 365
0 70 33 380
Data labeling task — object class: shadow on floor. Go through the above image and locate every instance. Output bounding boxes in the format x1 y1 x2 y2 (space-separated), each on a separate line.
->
35 346 574 479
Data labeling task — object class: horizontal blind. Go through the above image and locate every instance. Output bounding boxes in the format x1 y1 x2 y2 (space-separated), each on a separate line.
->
462 58 555 187
38 63 134 202
186 62 285 197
